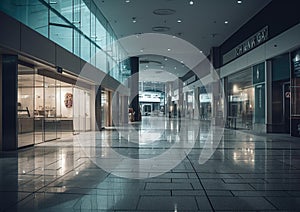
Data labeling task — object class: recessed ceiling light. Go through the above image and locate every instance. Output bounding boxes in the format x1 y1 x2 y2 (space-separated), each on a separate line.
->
164 57 168 61
200 50 203 53
237 0 242 4
167 48 171 51
224 20 229 24
180 60 184 63
125 0 130 3
146 65 149 68
189 1 194 5
140 49 144 52
132 17 137 23
177 19 182 23
174 67 177 70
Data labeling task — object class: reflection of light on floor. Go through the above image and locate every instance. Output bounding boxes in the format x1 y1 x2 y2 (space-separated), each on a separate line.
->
233 148 255 167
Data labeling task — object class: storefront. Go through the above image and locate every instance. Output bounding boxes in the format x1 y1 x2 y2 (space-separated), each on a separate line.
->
291 49 300 137
268 53 290 133
227 68 254 130
101 89 112 127
225 63 266 131
17 64 93 148
199 86 212 121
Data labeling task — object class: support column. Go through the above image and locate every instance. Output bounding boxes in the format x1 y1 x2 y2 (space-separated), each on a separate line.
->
178 79 183 118
122 95 129 124
194 87 200 120
129 57 140 121
165 82 172 118
90 85 96 131
95 86 102 130
2 55 18 150
266 60 272 133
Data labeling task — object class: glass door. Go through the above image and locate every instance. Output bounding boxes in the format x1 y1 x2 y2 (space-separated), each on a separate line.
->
17 65 34 148
34 74 45 144
101 89 111 127
73 87 80 134
79 89 86 131
85 91 91 131
56 81 62 139
44 77 57 141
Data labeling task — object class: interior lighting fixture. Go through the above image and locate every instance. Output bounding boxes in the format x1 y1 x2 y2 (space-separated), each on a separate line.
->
167 48 171 51
132 17 137 23
224 20 229 24
177 19 182 23
125 0 130 2
233 84 239 93
189 1 194 5
237 0 242 4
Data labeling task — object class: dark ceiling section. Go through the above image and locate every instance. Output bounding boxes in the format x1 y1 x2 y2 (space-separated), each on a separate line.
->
220 0 300 58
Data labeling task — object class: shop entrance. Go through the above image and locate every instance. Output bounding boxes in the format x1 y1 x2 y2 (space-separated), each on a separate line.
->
271 80 290 133
101 89 112 127
17 65 92 147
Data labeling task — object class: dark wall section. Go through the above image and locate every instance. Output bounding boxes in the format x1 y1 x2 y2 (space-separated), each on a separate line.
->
220 0 300 61
2 55 18 150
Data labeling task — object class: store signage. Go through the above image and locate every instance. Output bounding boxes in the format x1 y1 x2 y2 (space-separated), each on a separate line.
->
235 26 269 57
184 75 196 85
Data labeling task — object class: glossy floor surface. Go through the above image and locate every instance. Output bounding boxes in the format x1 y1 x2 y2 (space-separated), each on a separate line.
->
1 116 300 211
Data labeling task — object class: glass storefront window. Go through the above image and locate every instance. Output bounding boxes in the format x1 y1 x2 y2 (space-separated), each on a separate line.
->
49 24 73 53
101 89 111 127
0 0 127 83
44 77 57 141
227 68 254 130
80 0 90 37
0 0 49 37
17 67 93 147
81 35 91 62
50 0 73 23
95 11 107 49
200 93 212 120
18 65 35 148
34 74 44 143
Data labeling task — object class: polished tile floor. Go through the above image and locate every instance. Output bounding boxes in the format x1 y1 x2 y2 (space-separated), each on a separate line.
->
1 116 300 211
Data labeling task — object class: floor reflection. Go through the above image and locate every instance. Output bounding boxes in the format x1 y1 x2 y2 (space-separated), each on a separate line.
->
1 116 300 211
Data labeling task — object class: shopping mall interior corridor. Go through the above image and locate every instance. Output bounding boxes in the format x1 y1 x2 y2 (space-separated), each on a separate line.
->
1 116 300 211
